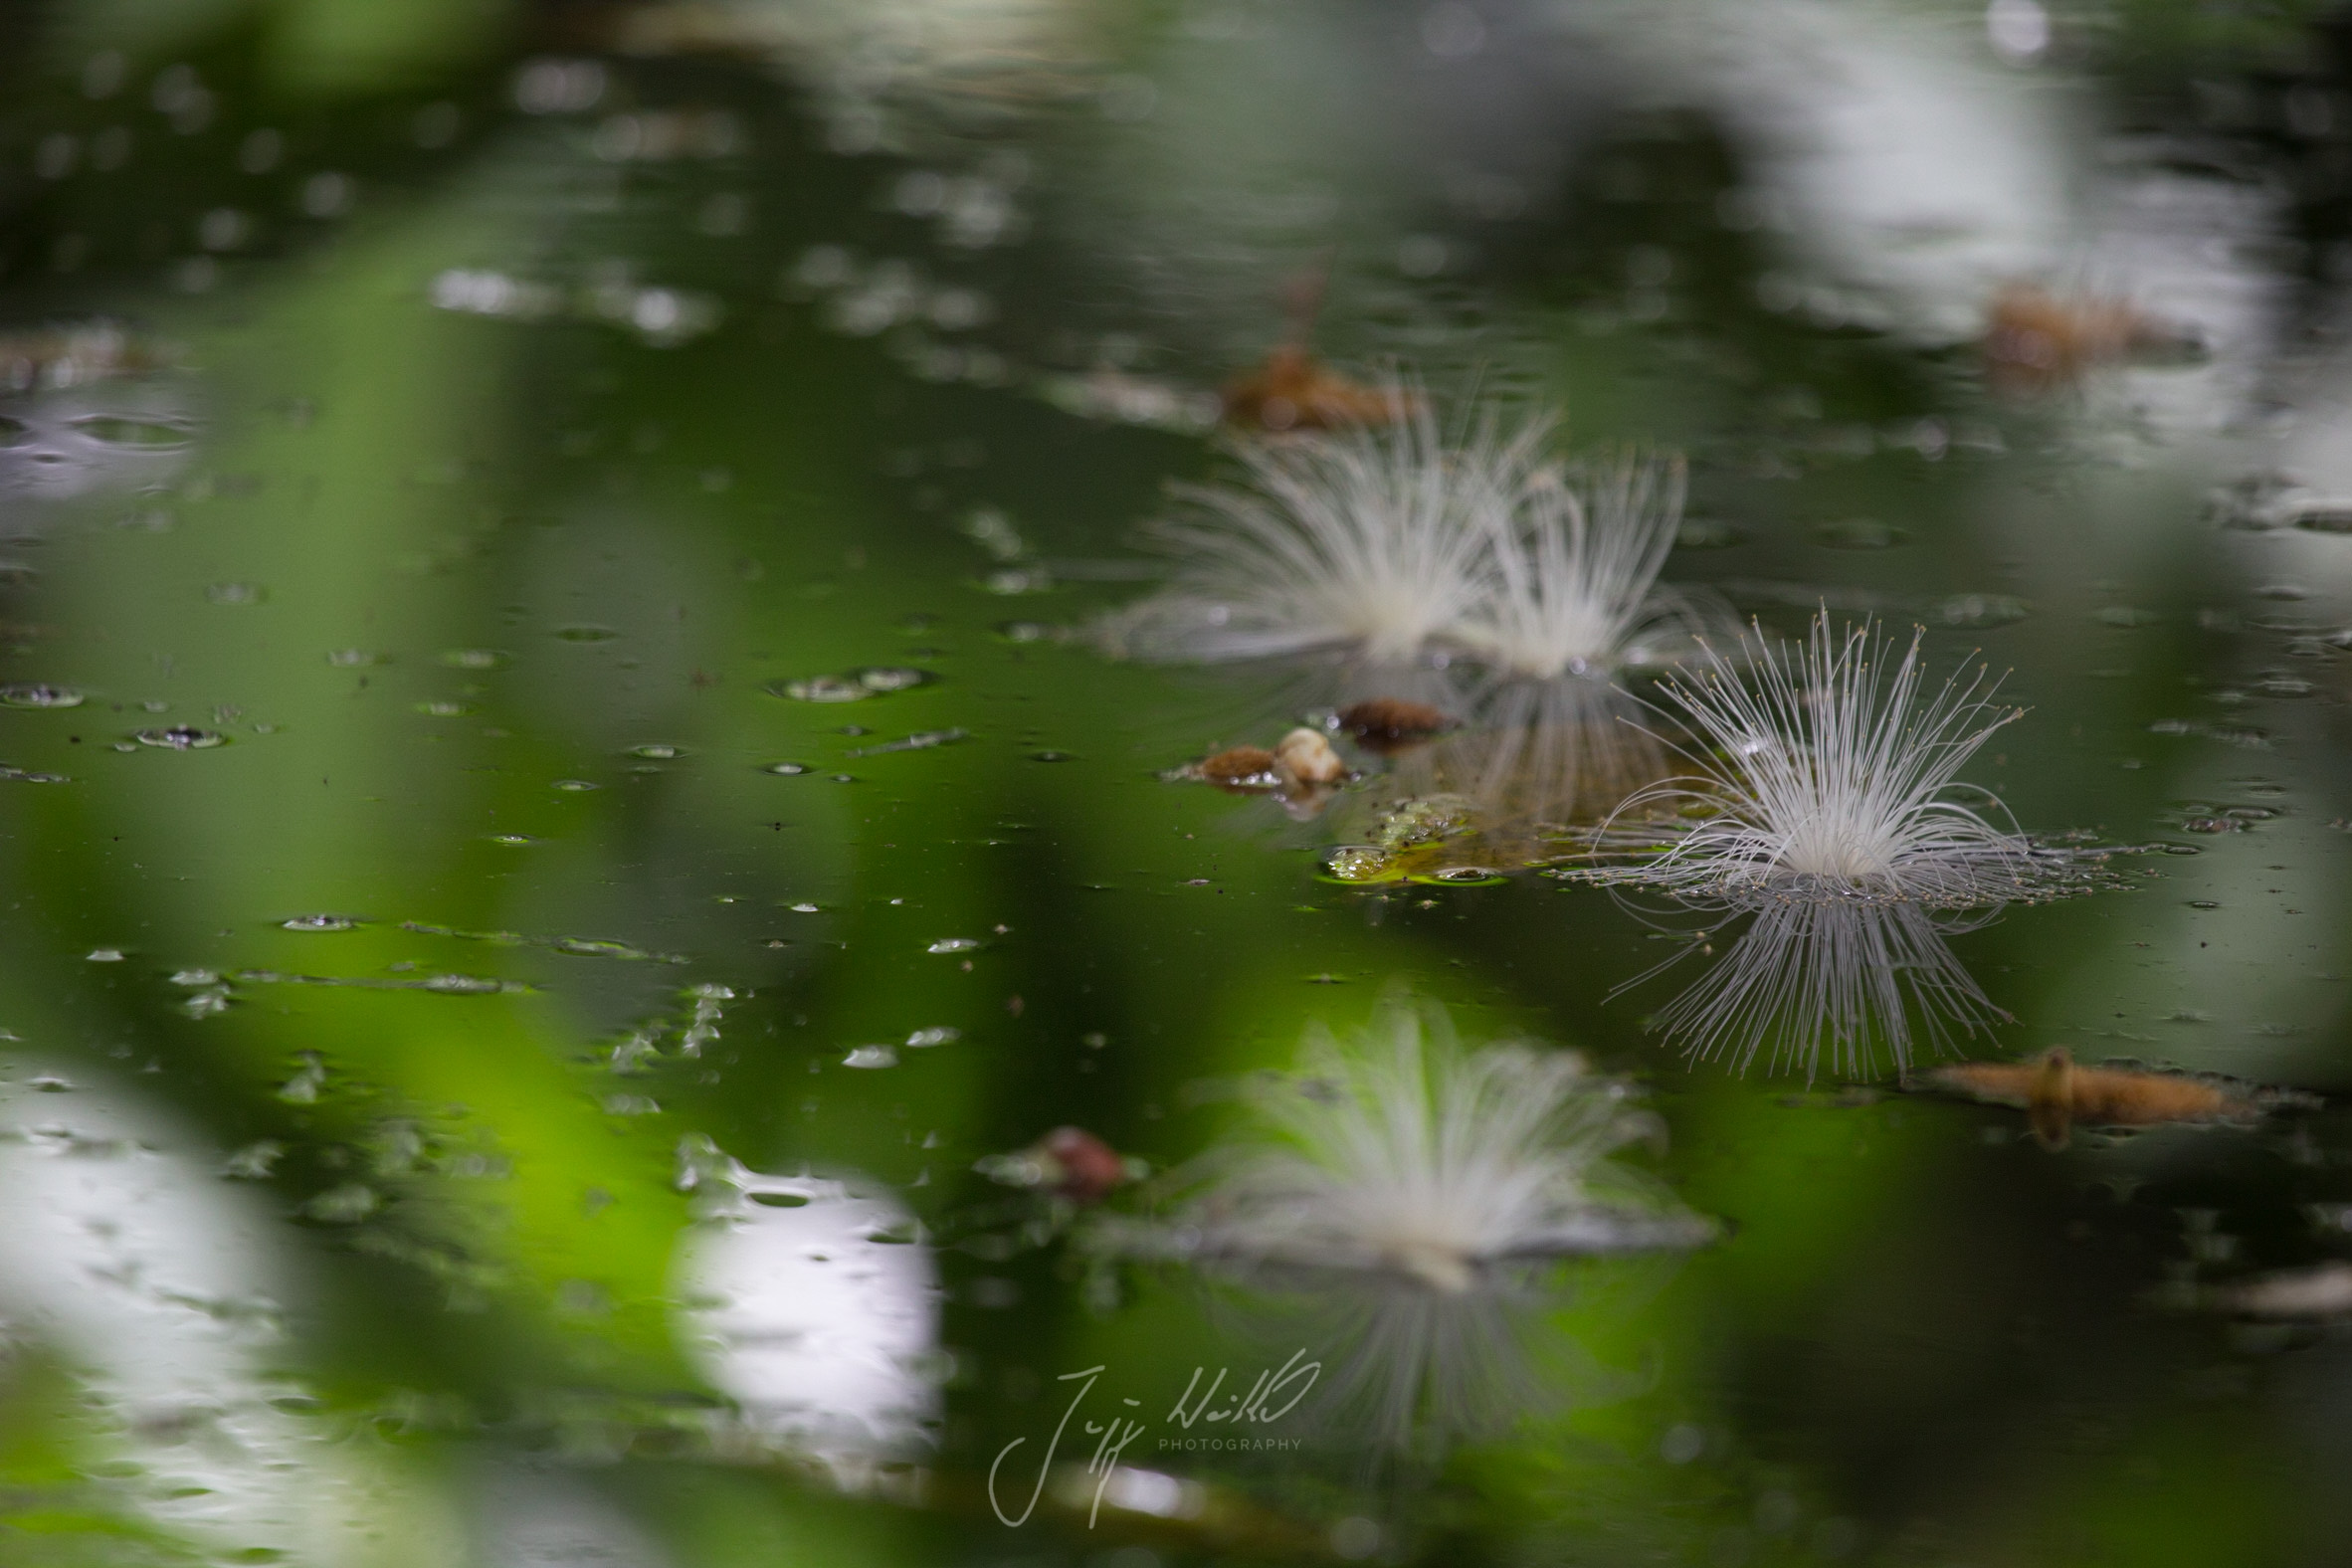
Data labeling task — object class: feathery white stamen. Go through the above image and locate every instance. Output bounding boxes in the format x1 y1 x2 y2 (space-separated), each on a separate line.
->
1601 613 2041 907
1104 401 1520 666
1452 448 1716 681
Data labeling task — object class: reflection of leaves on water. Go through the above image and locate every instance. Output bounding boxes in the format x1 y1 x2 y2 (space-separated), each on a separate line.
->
1324 676 1676 882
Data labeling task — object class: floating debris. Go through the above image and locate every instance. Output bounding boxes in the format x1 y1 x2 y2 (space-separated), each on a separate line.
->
1222 344 1417 432
0 683 83 708
1981 283 2201 394
399 920 687 964
846 726 968 757
977 1126 1135 1204
1274 726 1344 785
133 725 225 750
1190 745 1280 789
1335 696 1452 753
769 667 936 702
1924 1047 2302 1148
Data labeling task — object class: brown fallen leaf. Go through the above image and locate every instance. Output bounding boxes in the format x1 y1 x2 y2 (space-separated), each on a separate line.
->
1336 696 1453 753
1928 1046 2269 1149
1222 343 1418 432
1981 284 2200 394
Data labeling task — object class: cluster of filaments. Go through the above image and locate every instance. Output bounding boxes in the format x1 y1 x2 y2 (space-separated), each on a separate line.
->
1102 400 1705 682
1597 614 2056 910
1144 998 1711 1293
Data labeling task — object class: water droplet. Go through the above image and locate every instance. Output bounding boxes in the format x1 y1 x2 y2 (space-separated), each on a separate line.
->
995 620 1055 643
326 649 385 667
843 1045 898 1069
2188 899 2222 909
628 742 685 759
552 778 599 791
133 725 224 749
1029 750 1074 762
205 581 264 604
415 700 474 716
423 974 503 994
86 947 124 961
927 937 982 954
763 761 812 775
905 1026 960 1047
280 913 359 931
789 902 821 912
489 834 536 846
0 683 83 708
553 625 618 642
773 675 866 702
440 648 507 668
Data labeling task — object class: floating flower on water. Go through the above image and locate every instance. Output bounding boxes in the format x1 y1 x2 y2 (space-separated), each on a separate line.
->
1098 398 1531 667
1098 997 1707 1453
1450 447 1724 682
1927 1046 2302 1149
1585 613 2060 908
1121 996 1712 1290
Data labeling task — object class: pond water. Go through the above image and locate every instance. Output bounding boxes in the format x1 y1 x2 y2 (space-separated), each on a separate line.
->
7 2 2352 1564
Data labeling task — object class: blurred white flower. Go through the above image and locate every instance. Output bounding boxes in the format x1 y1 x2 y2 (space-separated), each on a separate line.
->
1138 996 1711 1290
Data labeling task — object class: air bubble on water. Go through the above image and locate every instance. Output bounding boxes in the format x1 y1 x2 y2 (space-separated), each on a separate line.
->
278 1053 325 1102
996 621 1055 643
553 778 599 791
326 649 385 667
554 625 618 642
905 1027 960 1047
221 1139 283 1179
424 974 504 994
133 725 224 749
415 700 473 716
927 937 981 954
1936 594 2029 628
441 649 507 669
489 834 537 846
764 761 812 775
629 743 685 759
280 914 359 932
0 684 83 708
843 1045 898 1069
1676 519 1743 550
170 968 219 986
141 700 169 713
87 947 124 961
859 667 932 692
790 902 821 912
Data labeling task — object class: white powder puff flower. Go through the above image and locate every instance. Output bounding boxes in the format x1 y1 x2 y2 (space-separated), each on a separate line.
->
1098 400 1521 666
1450 448 1724 682
1629 894 2010 1078
1594 612 2055 908
1129 996 1712 1292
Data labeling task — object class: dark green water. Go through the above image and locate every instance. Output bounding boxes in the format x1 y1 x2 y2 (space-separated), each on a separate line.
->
6 2 2352 1564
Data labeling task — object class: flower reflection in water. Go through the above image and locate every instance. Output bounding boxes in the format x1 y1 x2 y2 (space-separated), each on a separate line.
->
1107 997 1710 1453
1625 891 2009 1078
1324 674 1672 882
